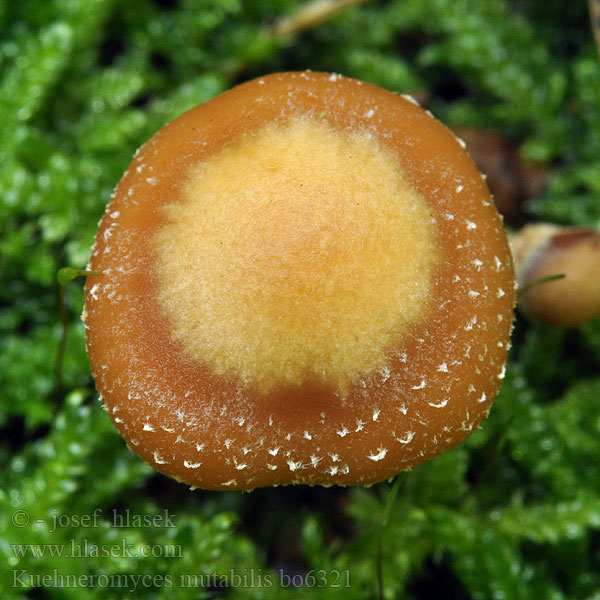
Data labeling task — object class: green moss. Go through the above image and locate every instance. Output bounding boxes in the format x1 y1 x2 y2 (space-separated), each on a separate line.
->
1 0 600 598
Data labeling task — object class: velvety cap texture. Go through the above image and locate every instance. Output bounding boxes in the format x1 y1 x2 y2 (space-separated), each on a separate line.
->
84 71 515 490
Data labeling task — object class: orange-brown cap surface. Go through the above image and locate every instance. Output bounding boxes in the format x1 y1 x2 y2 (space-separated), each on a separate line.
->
511 223 600 327
84 71 515 490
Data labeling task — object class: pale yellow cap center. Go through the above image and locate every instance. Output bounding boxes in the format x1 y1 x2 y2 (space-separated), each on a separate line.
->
152 117 439 394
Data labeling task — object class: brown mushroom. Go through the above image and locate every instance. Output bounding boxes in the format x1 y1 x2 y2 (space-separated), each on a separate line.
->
83 71 515 490
510 223 600 327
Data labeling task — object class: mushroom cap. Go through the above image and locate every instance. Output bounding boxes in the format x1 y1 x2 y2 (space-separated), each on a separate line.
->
512 224 600 327
84 71 515 490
